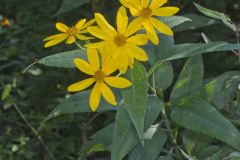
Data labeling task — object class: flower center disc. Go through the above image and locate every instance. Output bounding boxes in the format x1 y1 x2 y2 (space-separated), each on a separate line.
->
67 27 78 35
140 8 152 19
94 70 105 82
114 34 127 47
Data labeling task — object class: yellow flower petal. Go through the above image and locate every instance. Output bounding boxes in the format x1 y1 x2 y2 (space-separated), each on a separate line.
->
44 35 68 48
90 83 101 112
152 7 180 16
125 44 148 61
74 58 95 75
141 0 149 8
56 22 68 32
101 48 117 75
112 53 129 73
120 0 141 9
149 0 167 10
66 36 76 44
76 19 86 29
68 78 95 92
82 19 96 29
117 6 128 34
100 83 117 106
127 34 148 45
79 29 88 33
150 17 173 36
146 29 159 45
142 21 159 44
126 17 143 36
87 26 110 40
105 77 132 88
43 33 67 41
94 13 117 35
87 48 100 70
85 41 108 48
76 34 93 40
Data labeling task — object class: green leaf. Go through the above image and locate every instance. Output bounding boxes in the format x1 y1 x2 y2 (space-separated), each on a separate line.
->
197 71 240 110
182 130 213 155
54 0 89 16
170 56 204 101
111 105 138 160
122 62 148 142
144 96 163 129
171 96 240 151
154 61 174 91
148 42 240 76
39 49 86 68
43 90 119 122
174 14 219 32
83 124 114 155
111 96 162 160
1 84 11 100
145 34 174 65
194 3 236 31
159 16 192 28
128 126 167 160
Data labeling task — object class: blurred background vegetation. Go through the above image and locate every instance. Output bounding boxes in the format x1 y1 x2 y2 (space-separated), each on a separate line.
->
0 0 239 159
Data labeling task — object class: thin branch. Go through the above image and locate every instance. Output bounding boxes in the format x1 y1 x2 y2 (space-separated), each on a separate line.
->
13 103 56 160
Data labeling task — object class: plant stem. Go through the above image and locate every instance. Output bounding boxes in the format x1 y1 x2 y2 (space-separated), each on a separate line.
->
13 103 56 160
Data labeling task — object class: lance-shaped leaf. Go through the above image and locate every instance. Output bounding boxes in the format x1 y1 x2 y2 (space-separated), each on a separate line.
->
171 96 240 151
54 0 89 16
39 49 86 68
111 96 162 160
43 90 120 122
122 62 148 142
148 42 240 76
170 56 204 101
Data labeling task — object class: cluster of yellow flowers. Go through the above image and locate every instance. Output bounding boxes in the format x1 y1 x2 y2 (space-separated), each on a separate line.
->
44 0 179 111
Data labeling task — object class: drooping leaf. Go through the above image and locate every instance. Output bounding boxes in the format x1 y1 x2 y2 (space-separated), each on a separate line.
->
174 14 219 32
43 90 120 122
148 42 240 76
128 126 167 160
39 49 86 68
194 3 236 31
54 0 89 16
171 96 240 151
170 56 204 101
122 62 148 142
111 96 162 160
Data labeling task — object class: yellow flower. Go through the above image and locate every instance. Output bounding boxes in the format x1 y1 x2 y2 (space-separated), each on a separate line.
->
120 0 180 45
86 6 148 73
68 48 132 111
1 18 11 27
44 19 95 48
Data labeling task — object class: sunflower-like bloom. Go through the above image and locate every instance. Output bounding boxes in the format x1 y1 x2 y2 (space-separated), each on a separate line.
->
68 48 132 111
44 19 95 48
120 0 179 45
86 6 148 73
